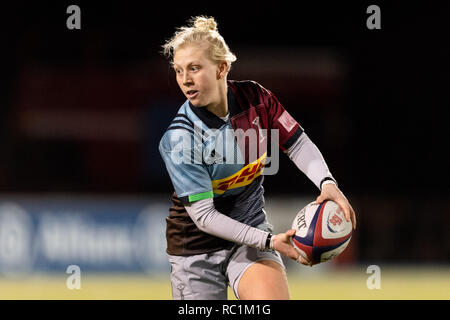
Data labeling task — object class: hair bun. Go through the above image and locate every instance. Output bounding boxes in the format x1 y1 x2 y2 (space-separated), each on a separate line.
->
192 16 217 32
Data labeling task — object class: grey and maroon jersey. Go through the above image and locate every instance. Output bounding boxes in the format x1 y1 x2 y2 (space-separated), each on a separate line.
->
159 80 303 255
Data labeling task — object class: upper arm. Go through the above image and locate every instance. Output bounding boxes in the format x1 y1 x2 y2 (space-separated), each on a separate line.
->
159 130 213 204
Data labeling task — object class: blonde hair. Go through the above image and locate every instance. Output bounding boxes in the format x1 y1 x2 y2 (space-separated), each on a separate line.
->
162 16 237 69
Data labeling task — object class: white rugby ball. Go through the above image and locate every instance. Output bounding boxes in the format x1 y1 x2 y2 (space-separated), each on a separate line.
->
291 200 352 265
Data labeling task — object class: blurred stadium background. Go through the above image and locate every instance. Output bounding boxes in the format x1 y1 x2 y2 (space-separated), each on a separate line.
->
0 2 448 299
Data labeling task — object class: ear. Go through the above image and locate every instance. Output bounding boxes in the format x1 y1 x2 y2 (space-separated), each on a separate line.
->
216 61 229 79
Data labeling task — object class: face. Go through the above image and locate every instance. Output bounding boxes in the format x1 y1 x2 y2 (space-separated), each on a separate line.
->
173 43 226 108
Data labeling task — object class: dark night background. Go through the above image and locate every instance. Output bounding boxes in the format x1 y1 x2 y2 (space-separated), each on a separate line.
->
0 1 449 264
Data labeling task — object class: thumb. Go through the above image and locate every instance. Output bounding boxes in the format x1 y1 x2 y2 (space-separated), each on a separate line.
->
286 229 296 236
315 195 324 204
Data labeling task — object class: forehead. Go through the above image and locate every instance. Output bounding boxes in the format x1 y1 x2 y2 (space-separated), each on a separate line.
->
173 43 211 66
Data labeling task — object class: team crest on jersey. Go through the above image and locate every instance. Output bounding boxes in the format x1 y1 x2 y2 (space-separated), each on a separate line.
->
252 116 266 143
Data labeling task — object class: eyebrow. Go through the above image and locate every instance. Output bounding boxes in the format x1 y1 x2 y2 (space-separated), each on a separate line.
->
172 61 201 69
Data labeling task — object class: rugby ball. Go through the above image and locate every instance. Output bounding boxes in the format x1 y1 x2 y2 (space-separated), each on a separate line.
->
291 200 352 265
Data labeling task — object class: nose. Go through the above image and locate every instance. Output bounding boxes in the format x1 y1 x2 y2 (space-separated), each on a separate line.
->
182 73 193 86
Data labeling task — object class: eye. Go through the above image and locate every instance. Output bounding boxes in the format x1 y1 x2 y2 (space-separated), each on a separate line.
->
190 66 199 72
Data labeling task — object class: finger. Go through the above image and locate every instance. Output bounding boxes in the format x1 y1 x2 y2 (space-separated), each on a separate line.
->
296 254 311 266
337 200 351 222
350 206 357 230
345 202 356 229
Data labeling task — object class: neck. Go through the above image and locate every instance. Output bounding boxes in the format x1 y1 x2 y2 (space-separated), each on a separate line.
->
206 83 228 118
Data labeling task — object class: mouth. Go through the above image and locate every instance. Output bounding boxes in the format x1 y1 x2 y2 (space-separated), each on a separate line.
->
186 90 199 98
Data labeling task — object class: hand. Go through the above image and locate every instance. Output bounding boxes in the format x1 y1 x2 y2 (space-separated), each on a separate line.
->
316 183 357 230
272 229 312 266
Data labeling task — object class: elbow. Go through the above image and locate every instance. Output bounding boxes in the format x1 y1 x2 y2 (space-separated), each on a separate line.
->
192 216 207 231
186 209 210 231
184 198 217 232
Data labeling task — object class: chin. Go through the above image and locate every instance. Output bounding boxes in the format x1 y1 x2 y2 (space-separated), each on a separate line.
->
189 99 206 108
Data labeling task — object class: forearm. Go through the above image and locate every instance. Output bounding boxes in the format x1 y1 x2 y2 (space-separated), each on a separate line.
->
285 132 336 190
184 198 269 250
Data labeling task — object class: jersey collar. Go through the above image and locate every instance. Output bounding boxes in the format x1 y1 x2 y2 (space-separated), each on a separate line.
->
188 84 243 129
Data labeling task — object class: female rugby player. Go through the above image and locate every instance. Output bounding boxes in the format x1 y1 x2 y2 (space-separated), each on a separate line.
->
159 16 356 300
